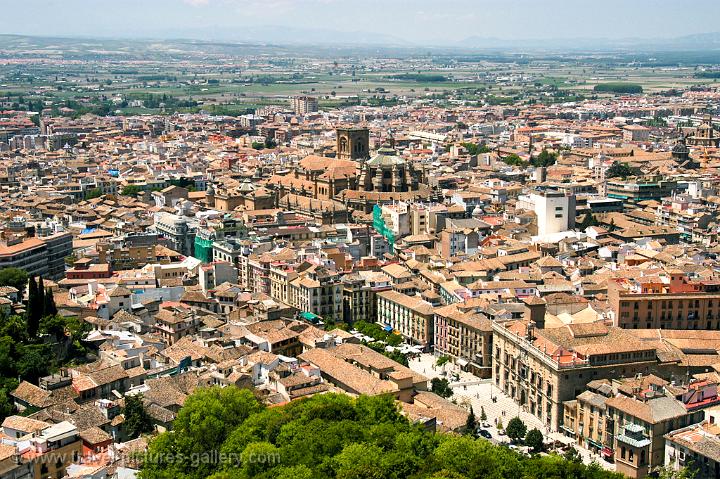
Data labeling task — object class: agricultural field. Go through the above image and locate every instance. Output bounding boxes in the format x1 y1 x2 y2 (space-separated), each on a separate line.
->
1 34 718 117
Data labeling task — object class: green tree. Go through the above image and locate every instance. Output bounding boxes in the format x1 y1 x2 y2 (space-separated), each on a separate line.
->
240 441 280 476
37 277 45 318
505 417 527 443
121 185 141 196
0 267 28 295
431 378 453 399
436 355 450 367
563 446 582 463
40 315 67 342
334 443 385 479
138 391 625 479
480 406 487 422
656 465 697 479
461 142 481 155
16 345 49 382
530 149 557 168
0 315 26 342
274 465 313 479
578 213 599 230
0 384 15 420
525 428 544 452
465 407 477 435
25 276 40 338
84 188 103 200
43 289 57 317
502 153 527 167
606 161 635 179
124 394 154 439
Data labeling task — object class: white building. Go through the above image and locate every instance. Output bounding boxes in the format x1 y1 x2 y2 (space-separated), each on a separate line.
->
517 190 576 236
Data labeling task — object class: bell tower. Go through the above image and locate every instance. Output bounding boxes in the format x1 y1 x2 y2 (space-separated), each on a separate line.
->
336 127 369 161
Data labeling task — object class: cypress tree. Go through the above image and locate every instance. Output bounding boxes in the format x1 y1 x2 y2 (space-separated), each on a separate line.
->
44 288 57 317
465 406 477 435
26 276 39 338
37 276 45 316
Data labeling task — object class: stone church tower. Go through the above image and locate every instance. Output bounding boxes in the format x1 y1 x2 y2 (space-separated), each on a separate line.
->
336 127 370 161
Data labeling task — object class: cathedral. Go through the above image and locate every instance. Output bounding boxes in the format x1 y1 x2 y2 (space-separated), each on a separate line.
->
686 115 720 148
357 144 420 193
267 126 433 214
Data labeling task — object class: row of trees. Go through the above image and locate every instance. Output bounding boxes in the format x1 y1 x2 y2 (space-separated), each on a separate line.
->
138 388 626 479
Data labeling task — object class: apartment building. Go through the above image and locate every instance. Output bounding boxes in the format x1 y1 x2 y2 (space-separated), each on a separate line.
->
606 380 712 479
434 303 493 377
299 343 427 402
288 267 343 321
341 271 391 324
291 96 318 115
609 271 720 330
96 233 163 270
606 177 679 206
0 231 72 280
154 307 201 345
377 290 435 349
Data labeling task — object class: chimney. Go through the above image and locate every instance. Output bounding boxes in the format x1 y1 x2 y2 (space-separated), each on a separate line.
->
523 296 547 329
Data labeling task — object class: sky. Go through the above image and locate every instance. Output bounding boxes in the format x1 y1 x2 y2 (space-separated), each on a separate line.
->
5 0 720 46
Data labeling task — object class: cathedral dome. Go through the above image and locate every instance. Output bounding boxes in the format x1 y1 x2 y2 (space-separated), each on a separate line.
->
366 145 406 167
239 179 255 193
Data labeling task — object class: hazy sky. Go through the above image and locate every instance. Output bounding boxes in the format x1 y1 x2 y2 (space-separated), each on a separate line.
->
6 0 720 45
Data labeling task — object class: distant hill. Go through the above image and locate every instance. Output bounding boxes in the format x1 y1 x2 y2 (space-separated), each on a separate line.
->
458 32 720 52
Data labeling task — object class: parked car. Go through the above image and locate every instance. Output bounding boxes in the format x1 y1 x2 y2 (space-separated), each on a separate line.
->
475 429 493 440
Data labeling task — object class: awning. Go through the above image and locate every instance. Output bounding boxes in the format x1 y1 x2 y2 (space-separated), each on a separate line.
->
383 325 393 332
586 438 602 449
601 447 614 457
457 358 469 367
300 312 321 322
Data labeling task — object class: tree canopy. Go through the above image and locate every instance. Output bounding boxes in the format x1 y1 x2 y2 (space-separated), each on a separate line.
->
121 184 142 196
460 143 491 156
525 428 544 452
0 267 28 294
502 154 527 167
124 394 155 439
505 417 527 443
530 149 558 168
84 188 103 200
605 161 636 179
138 389 624 479
431 378 453 399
